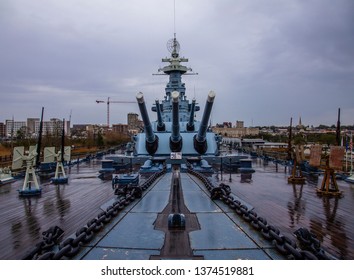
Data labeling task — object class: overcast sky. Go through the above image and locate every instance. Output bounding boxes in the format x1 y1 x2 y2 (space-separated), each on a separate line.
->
1 0 354 127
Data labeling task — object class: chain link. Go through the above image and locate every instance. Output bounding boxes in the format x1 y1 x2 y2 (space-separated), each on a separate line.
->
294 228 331 259
22 226 64 260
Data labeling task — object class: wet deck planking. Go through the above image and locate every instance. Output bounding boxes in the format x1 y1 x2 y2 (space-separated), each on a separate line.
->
221 158 354 260
1 155 353 260
0 160 115 259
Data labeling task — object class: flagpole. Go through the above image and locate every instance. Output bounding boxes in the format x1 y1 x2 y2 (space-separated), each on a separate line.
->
342 134 347 172
344 132 348 173
351 132 353 175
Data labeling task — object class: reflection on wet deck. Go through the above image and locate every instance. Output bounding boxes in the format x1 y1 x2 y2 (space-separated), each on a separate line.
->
0 160 114 259
0 156 353 259
222 158 354 260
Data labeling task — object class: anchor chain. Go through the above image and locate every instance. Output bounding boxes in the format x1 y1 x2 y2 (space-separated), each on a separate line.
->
294 227 330 259
188 169 333 260
22 225 64 260
24 170 165 260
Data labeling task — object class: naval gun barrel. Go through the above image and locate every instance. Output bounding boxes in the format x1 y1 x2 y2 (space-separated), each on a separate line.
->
194 91 215 154
169 91 183 152
186 98 196 131
136 92 158 155
155 99 165 131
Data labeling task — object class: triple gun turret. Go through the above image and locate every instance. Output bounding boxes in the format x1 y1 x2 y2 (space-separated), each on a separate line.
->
135 91 215 156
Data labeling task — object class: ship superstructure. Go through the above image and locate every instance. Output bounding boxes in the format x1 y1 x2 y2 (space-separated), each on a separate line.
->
133 36 220 158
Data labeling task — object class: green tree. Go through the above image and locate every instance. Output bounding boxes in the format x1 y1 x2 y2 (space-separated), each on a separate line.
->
293 133 306 145
96 131 104 147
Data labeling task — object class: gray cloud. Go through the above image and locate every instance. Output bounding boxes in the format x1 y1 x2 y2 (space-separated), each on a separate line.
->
1 0 353 126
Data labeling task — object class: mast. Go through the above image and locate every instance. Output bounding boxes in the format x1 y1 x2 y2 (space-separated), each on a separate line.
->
36 107 44 167
10 115 14 158
351 132 353 175
287 117 293 161
336 108 341 146
345 132 348 172
156 35 198 121
61 119 65 163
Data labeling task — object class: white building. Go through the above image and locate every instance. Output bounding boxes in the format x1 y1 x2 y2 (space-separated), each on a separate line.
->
34 119 71 136
5 120 26 137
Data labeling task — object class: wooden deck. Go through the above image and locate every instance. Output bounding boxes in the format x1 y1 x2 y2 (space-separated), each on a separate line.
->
0 156 353 259
0 160 115 259
217 158 354 260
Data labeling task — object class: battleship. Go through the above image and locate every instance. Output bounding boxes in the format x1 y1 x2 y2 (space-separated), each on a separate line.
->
0 36 353 261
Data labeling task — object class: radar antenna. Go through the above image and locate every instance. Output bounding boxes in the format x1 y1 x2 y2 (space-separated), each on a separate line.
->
167 36 180 57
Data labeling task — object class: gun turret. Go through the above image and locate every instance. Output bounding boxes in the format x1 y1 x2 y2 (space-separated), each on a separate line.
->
169 91 183 152
136 92 158 155
186 98 196 131
194 91 215 154
155 100 165 132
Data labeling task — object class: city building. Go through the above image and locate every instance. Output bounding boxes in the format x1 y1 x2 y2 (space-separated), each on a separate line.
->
212 120 259 138
71 124 90 138
5 120 27 137
34 118 71 136
27 118 40 134
0 122 6 138
85 124 107 135
127 112 143 134
3 118 71 138
112 124 129 135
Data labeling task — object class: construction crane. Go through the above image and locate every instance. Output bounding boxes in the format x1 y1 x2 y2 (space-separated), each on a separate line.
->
96 97 135 127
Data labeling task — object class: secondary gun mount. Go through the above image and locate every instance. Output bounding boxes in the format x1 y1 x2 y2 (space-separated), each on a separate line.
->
194 91 216 154
136 92 159 155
